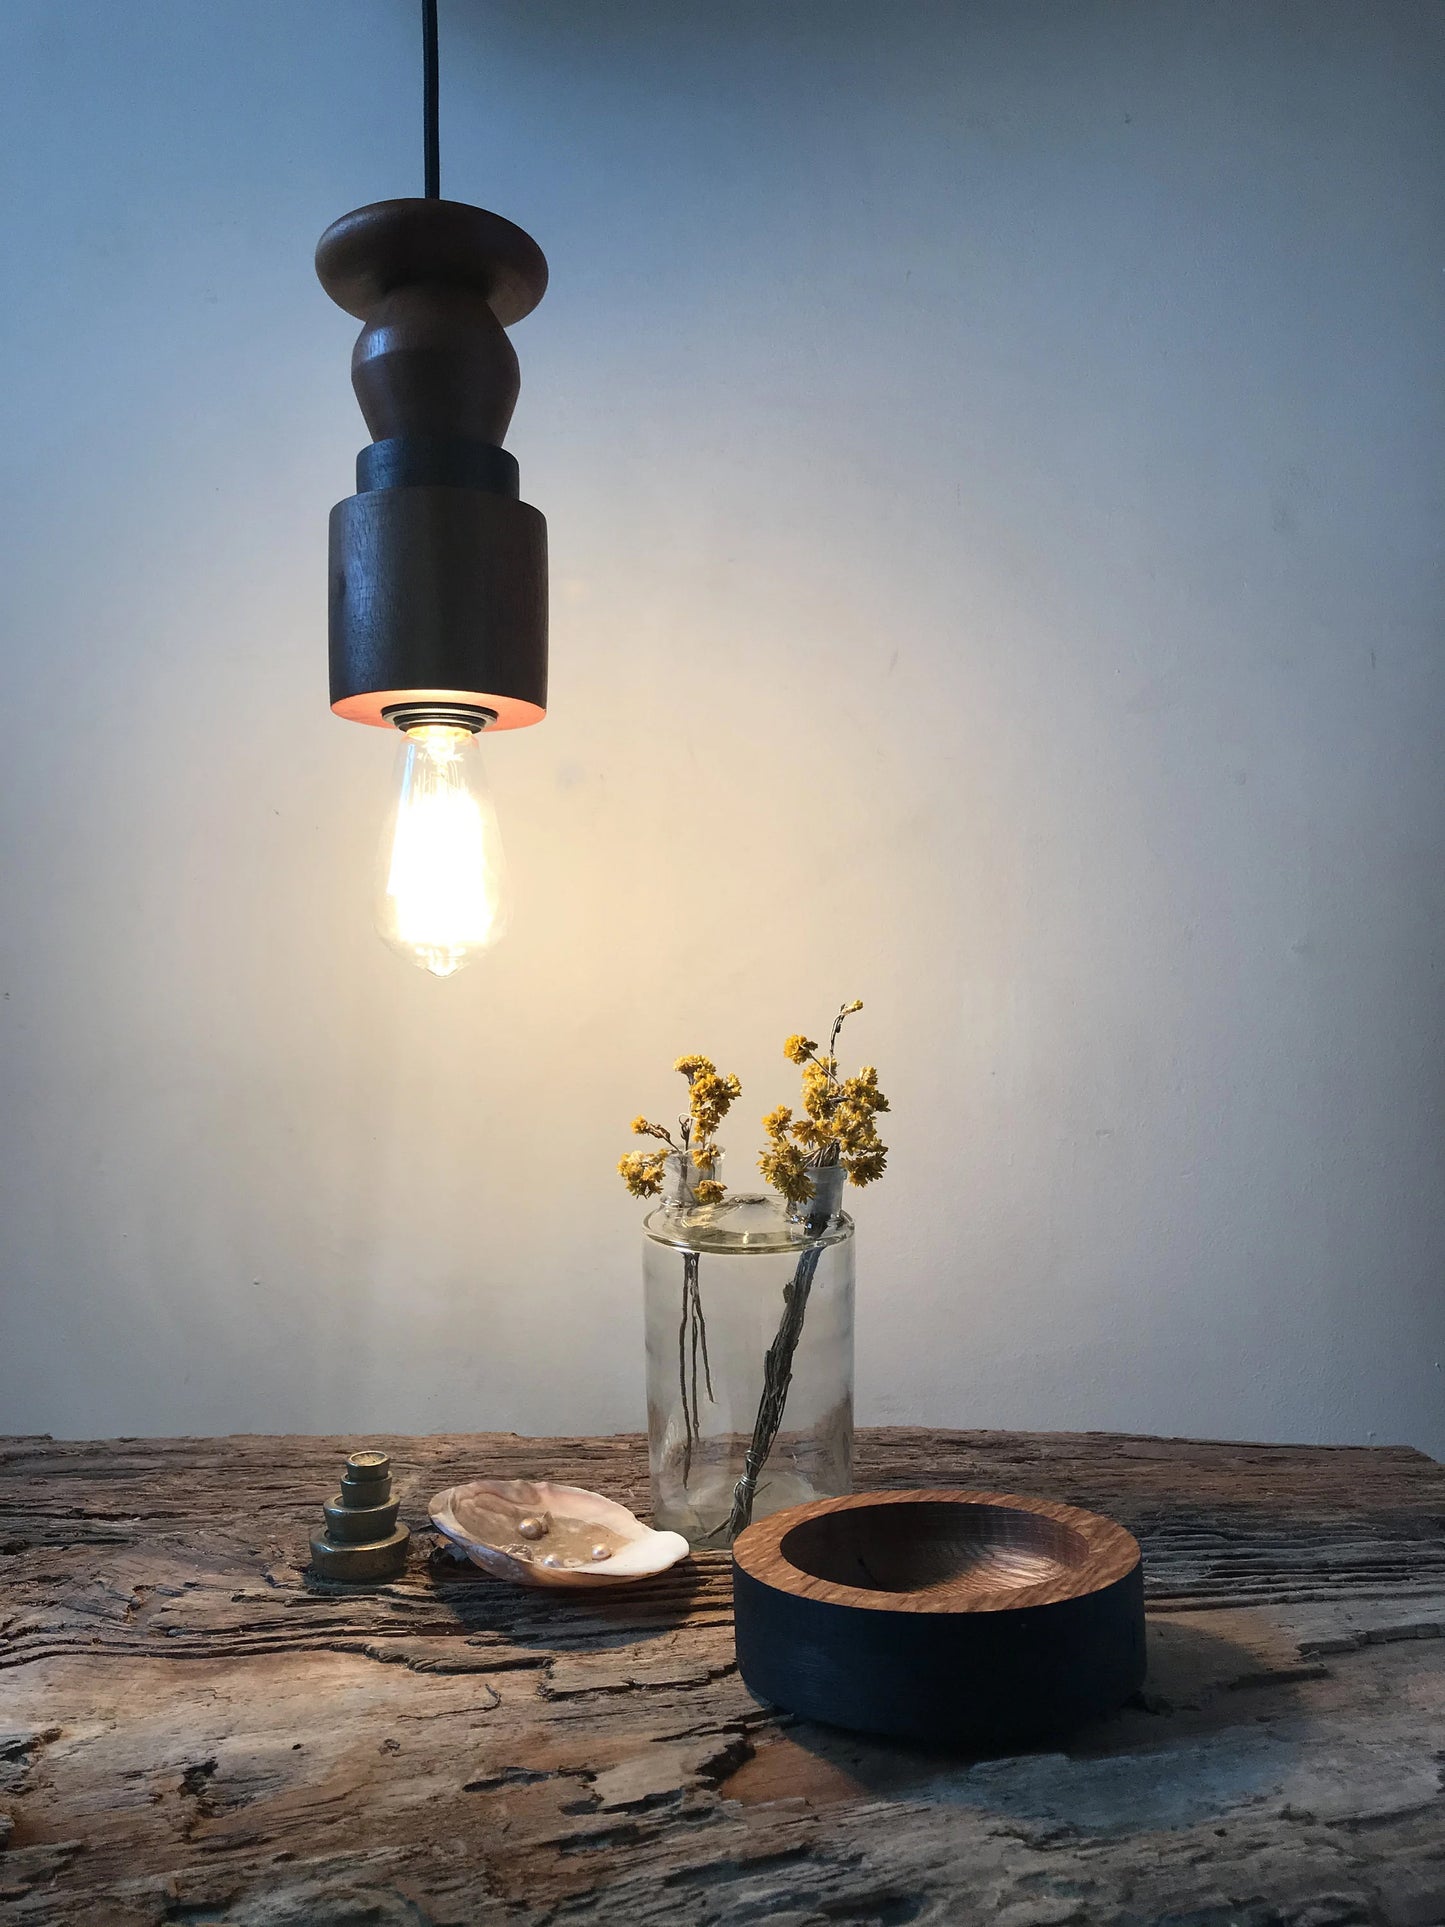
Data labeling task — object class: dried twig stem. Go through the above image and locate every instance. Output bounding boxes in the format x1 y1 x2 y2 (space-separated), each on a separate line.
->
677 1252 713 1487
725 1238 825 1540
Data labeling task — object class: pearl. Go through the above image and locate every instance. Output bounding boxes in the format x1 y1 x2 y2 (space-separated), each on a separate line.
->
517 1516 547 1541
590 1544 610 1561
540 1553 561 1567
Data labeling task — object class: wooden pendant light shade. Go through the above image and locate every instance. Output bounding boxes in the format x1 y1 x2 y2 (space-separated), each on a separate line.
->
317 198 549 730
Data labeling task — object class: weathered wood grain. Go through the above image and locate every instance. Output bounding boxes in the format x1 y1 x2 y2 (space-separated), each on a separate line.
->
1 1429 1443 1925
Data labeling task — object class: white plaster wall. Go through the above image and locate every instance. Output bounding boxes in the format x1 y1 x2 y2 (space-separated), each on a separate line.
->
1 1 1441 1455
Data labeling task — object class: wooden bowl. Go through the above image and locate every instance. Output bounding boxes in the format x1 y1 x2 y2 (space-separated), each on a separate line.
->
732 1489 1145 1746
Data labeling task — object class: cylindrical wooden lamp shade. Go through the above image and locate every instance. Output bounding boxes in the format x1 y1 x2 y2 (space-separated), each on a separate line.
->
316 199 549 730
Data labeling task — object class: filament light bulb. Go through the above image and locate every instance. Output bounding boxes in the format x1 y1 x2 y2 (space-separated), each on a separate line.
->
374 719 511 977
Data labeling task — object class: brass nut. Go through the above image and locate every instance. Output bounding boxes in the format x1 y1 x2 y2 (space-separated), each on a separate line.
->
323 1495 402 1544
341 1471 392 1508
309 1524 410 1582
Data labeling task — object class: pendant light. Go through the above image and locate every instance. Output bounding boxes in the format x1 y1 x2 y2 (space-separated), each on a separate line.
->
317 0 548 977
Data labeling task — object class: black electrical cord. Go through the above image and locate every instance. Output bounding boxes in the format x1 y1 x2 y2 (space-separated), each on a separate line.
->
422 0 440 199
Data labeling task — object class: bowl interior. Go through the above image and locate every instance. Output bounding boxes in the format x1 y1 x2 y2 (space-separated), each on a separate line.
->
779 1499 1090 1598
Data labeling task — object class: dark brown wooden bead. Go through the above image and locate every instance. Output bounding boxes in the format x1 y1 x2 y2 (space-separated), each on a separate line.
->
315 198 548 327
351 285 520 445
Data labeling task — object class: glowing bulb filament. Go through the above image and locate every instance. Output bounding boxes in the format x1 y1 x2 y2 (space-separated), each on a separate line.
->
374 724 511 976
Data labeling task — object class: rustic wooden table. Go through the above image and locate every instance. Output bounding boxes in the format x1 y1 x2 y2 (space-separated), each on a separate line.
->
2 1429 1444 1926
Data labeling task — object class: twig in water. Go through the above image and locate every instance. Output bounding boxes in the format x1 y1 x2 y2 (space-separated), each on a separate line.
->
726 1240 825 1540
678 1251 714 1488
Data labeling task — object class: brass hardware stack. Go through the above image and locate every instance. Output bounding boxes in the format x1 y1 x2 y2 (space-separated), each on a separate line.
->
308 1449 411 1581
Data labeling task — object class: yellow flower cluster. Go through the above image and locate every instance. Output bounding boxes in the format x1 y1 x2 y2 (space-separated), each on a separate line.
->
617 1148 669 1198
759 1103 813 1204
758 1001 889 1203
683 1060 743 1146
617 1053 741 1202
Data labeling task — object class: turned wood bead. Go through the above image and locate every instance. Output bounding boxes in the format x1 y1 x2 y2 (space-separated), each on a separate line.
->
316 199 548 328
351 285 521 445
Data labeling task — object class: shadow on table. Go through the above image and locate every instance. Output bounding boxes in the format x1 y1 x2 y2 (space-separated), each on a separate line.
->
722 1617 1314 1833
418 1543 714 1651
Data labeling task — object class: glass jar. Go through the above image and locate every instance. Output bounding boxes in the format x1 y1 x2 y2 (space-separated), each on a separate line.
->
643 1155 854 1546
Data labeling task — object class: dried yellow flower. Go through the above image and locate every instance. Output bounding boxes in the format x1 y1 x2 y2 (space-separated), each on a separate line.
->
617 1149 669 1198
758 1137 814 1204
620 1051 741 1203
801 1060 832 1121
758 1000 890 1197
686 1064 741 1141
846 1146 888 1185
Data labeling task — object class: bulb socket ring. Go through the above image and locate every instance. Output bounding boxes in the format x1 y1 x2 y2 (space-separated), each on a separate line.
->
382 701 497 734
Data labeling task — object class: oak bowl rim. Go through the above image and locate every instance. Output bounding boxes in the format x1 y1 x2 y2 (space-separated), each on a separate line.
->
732 1486 1141 1615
